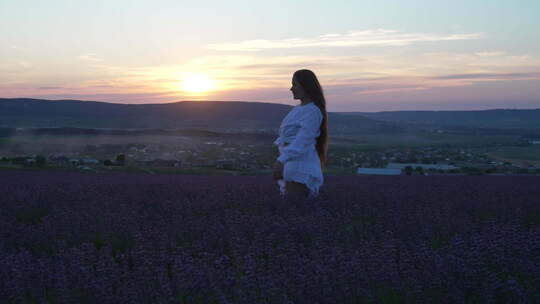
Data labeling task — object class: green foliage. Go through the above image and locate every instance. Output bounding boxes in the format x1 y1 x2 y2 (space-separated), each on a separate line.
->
92 232 107 250
110 235 134 256
516 168 530 174
11 156 29 165
115 153 125 165
461 166 484 175
35 155 46 166
404 166 413 175
491 146 540 161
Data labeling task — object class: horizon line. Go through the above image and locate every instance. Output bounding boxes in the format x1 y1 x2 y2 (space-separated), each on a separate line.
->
1 97 540 113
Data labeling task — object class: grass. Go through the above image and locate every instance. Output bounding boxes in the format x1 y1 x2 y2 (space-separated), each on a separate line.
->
488 145 540 161
347 133 522 149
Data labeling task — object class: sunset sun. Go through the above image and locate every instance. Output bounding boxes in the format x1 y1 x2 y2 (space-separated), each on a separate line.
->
181 74 217 94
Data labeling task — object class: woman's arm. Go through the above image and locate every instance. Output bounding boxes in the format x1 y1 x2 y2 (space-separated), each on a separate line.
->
277 107 322 164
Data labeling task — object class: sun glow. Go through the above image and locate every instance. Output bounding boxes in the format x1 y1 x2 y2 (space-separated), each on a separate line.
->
181 74 217 94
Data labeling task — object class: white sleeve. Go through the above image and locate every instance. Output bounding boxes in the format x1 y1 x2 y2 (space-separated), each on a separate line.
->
277 107 322 164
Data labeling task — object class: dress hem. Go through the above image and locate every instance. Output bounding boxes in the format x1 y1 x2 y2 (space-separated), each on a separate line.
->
280 171 322 197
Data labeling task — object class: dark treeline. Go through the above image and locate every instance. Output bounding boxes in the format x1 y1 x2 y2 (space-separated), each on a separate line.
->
0 127 276 141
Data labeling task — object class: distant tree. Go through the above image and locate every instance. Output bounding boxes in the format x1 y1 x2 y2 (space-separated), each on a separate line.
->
104 160 112 166
415 166 424 175
404 166 413 176
35 155 46 166
421 158 433 164
369 160 379 168
116 154 126 166
461 166 483 175
516 168 529 174
11 156 28 165
0 156 8 162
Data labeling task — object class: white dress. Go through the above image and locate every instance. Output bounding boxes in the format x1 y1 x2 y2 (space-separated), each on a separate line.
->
274 102 324 197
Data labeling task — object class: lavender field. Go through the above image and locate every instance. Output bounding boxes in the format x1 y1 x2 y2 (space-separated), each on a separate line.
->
0 170 539 303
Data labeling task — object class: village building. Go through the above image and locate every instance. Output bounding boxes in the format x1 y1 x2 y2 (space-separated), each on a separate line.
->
69 159 81 167
49 155 70 165
136 159 181 167
356 168 402 175
80 158 100 165
386 162 458 170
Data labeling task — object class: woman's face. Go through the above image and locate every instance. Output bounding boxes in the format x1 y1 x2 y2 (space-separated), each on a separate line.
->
290 77 306 100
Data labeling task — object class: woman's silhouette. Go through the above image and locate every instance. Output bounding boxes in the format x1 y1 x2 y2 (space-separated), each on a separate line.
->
273 69 329 199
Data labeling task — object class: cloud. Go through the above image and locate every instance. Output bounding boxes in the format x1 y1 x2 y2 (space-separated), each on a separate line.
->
57 50 540 104
205 29 483 51
78 53 103 62
5 36 539 111
21 92 180 104
432 72 540 80
18 61 33 69
352 84 428 95
38 86 65 90
10 45 29 52
474 51 506 57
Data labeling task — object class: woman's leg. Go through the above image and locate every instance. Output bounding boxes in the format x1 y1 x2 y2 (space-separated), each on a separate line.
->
285 181 310 198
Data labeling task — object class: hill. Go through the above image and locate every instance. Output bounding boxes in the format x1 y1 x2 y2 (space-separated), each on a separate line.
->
338 109 540 130
0 98 402 135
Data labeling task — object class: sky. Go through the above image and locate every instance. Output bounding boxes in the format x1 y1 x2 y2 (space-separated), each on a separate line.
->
1 0 540 112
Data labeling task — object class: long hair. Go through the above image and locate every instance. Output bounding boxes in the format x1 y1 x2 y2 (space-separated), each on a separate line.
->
293 69 329 169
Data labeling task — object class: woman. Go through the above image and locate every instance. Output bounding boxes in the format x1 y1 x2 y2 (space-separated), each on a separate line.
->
272 69 329 199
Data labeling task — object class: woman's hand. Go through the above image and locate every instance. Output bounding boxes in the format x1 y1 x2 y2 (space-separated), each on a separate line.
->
273 160 284 180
